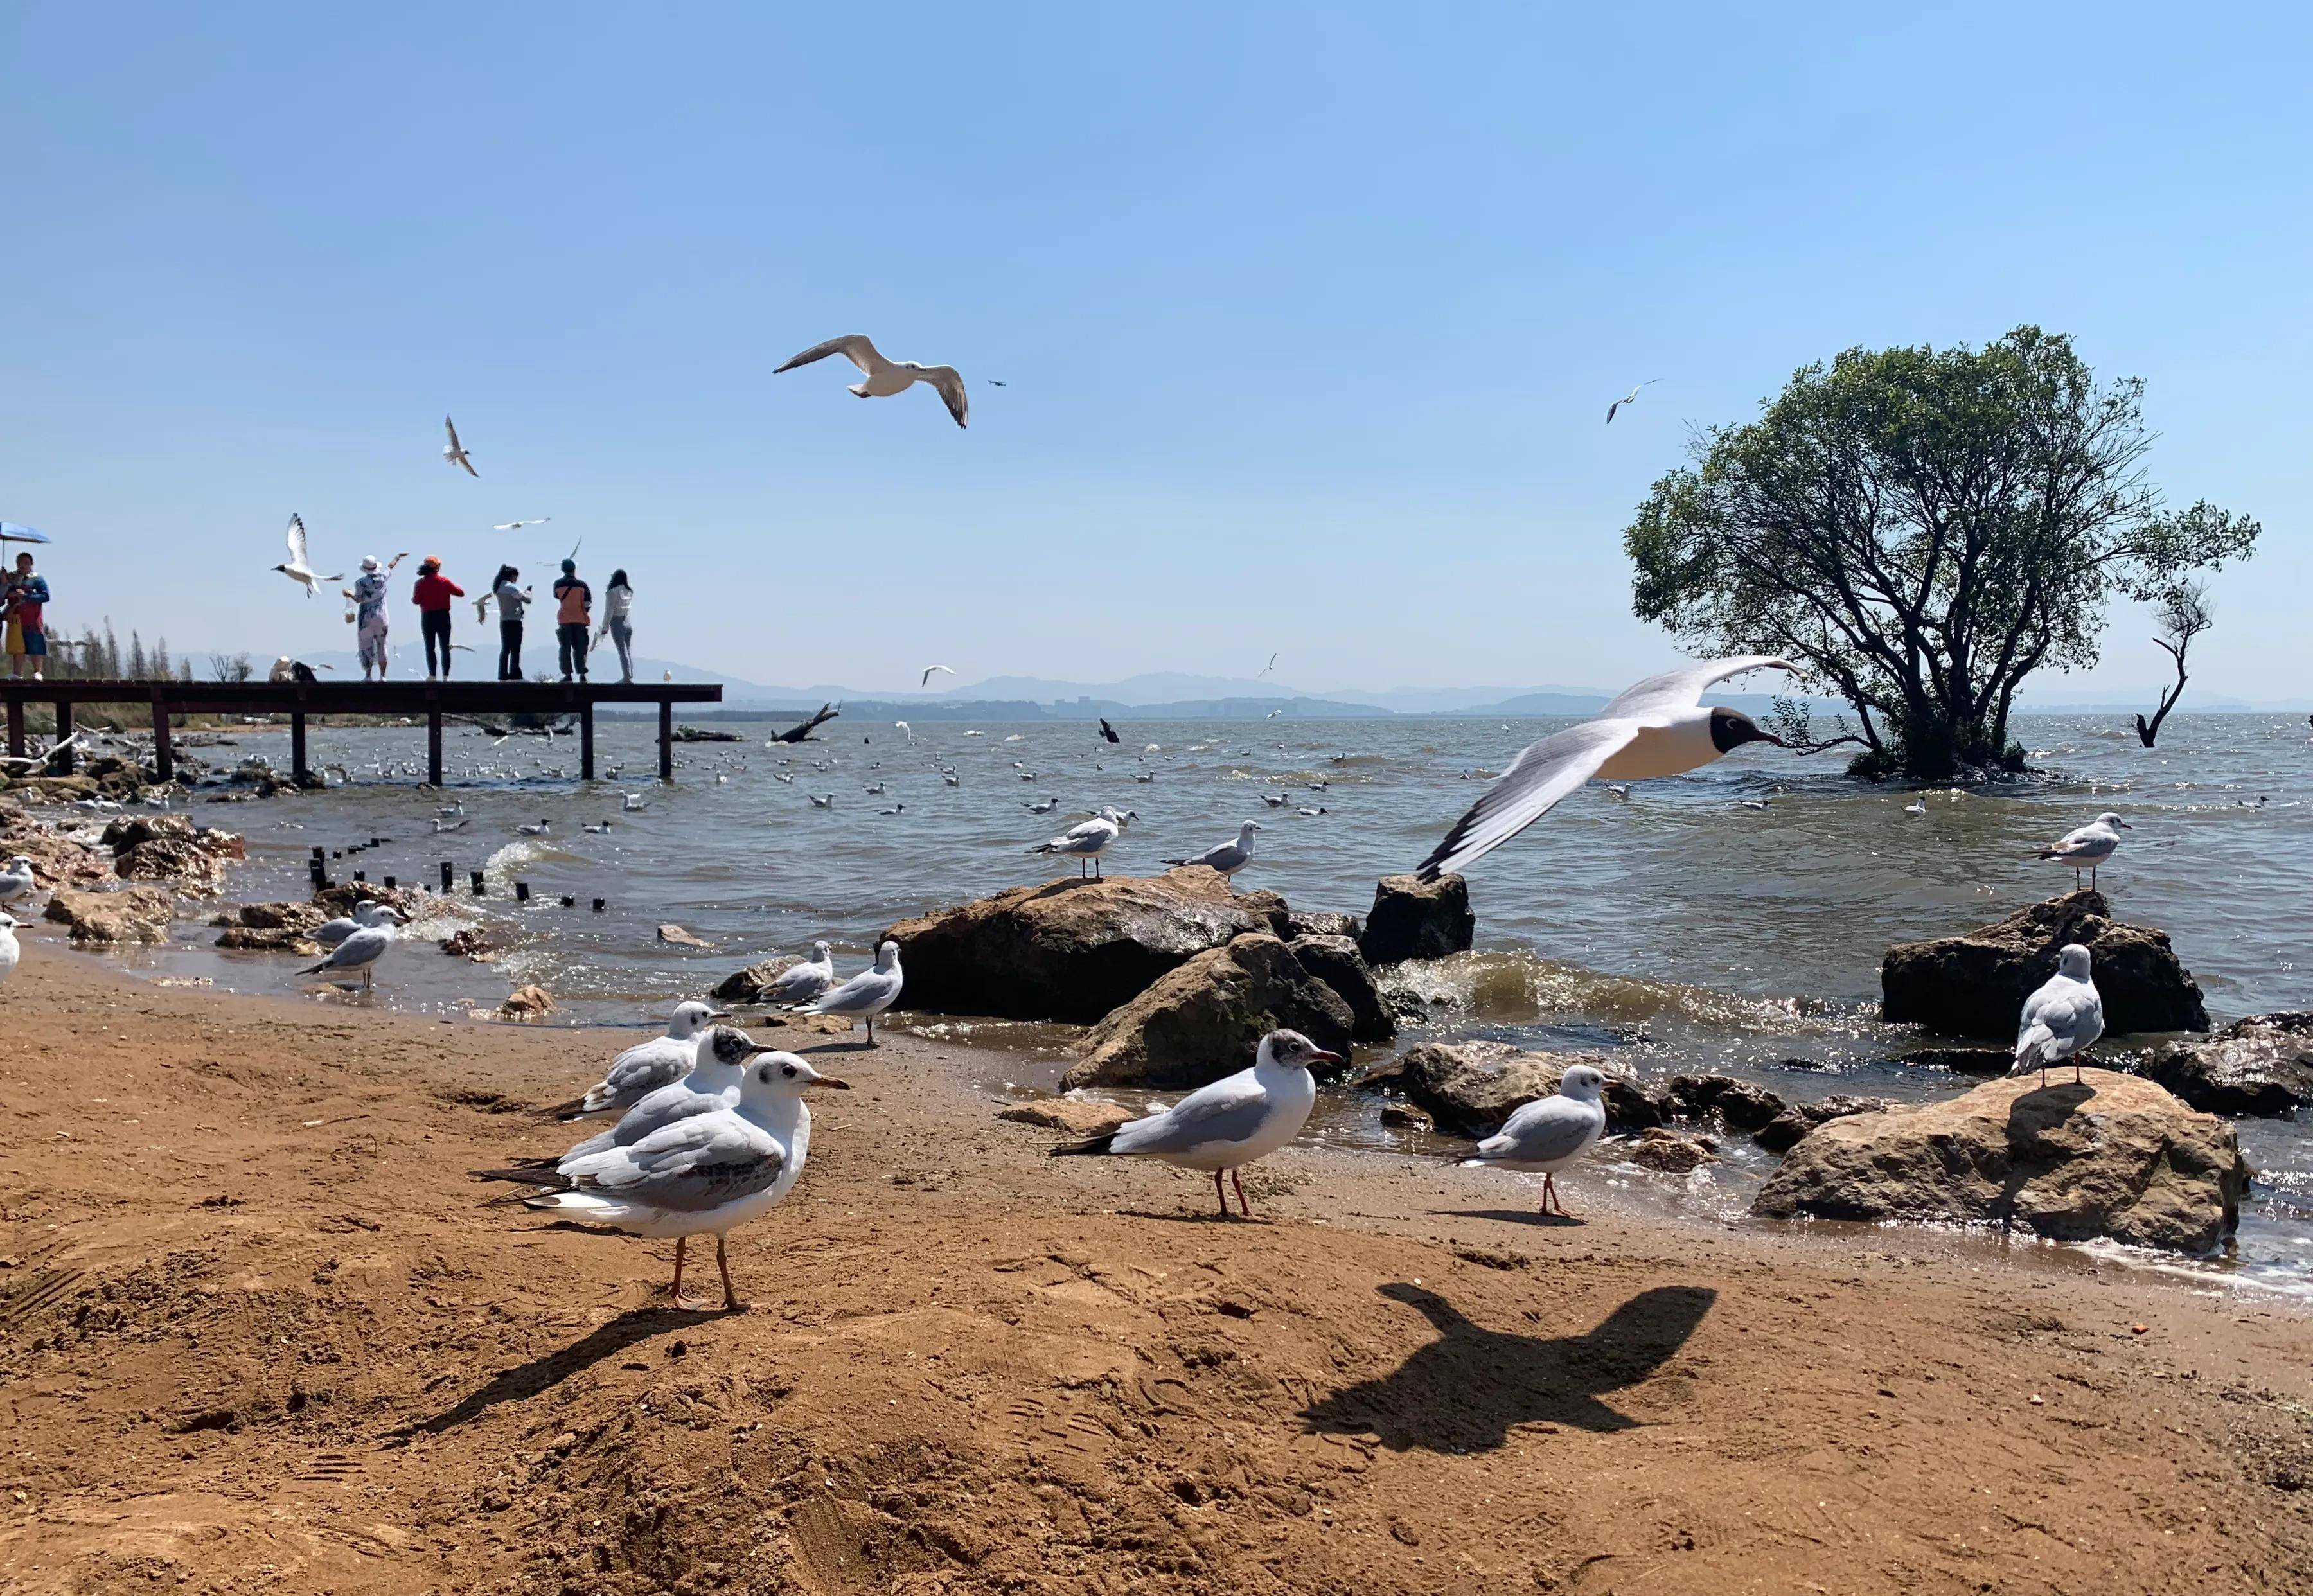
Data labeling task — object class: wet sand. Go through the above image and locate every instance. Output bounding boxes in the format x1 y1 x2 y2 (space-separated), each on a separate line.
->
3 950 2310 1594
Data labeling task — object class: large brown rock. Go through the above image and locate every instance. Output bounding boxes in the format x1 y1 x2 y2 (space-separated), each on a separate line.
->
1753 1070 2247 1253
1064 933 1354 1090
1286 934 1394 1043
215 926 322 953
1881 891 2207 1039
2136 1013 2313 1119
885 869 1291 1024
1358 873 1474 966
227 901 326 932
44 885 174 944
1363 1040 1662 1137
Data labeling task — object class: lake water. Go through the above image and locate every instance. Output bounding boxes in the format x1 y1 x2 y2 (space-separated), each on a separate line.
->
103 710 2313 1291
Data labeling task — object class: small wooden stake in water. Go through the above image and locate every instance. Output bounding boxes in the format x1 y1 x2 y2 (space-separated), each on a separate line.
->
353 870 366 883
470 871 485 896
515 881 531 902
592 898 605 913
384 876 396 890
439 861 453 891
560 894 576 908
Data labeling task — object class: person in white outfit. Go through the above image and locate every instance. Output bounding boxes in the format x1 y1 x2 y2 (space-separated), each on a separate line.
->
597 569 636 683
342 553 407 682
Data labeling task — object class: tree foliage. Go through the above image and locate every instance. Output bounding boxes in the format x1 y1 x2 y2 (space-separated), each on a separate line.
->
1625 326 2258 778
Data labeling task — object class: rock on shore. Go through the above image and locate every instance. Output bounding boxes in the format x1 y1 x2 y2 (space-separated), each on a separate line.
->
44 885 175 944
1881 892 2208 1039
1360 1039 1663 1137
885 869 1291 1024
1753 1070 2247 1254
2135 1013 2313 1119
1358 873 1474 966
1065 934 1356 1090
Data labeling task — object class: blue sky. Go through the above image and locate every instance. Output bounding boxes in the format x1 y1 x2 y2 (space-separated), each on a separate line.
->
3 3 2305 699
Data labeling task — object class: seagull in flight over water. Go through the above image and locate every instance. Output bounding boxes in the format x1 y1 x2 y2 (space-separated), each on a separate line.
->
493 517 551 531
921 664 955 687
1605 380 1661 425
443 415 479 475
272 514 342 598
775 335 970 428
1417 656 1797 880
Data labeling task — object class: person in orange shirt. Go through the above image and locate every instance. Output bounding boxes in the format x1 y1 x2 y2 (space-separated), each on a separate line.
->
552 558 592 682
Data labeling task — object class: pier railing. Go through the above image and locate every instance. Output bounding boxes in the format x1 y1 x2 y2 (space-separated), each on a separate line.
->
0 679 723 784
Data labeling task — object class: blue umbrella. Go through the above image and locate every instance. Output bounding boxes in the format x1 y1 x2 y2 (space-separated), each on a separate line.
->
0 522 49 545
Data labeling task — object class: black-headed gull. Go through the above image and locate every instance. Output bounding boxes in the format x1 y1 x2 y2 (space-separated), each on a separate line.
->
551 1000 732 1121
1419 656 1796 879
797 940 903 1045
272 514 342 598
1163 820 1263 884
443 415 479 476
1455 1064 1608 1217
1029 807 1135 878
1050 1029 1340 1218
501 1051 849 1311
2012 944 2104 1086
2031 812 2130 891
774 335 969 428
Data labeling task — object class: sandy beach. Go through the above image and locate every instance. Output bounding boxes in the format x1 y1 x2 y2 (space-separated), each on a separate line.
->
3 948 2310 1595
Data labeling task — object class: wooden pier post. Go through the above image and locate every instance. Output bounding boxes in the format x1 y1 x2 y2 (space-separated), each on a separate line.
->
6 697 22 759
659 698 673 781
427 700 444 786
51 702 72 770
290 711 308 783
580 701 595 781
148 687 174 781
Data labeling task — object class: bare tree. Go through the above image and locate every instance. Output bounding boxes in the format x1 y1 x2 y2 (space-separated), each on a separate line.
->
209 652 254 683
2134 581 2213 748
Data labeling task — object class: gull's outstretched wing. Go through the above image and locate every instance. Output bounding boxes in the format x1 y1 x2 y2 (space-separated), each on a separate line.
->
444 415 463 452
776 335 882 377
922 365 969 428
1417 718 1638 880
285 514 310 567
1599 655 1800 722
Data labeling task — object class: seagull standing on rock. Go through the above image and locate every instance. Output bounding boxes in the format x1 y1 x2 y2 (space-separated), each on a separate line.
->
1050 1029 1341 1219
797 940 903 1045
550 1000 732 1121
2031 812 2131 892
1418 656 1796 880
1163 820 1263 885
1029 807 1135 879
774 335 970 428
2012 944 2104 1087
1453 1064 1608 1218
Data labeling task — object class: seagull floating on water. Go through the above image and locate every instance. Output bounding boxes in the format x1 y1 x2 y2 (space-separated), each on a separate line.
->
1454 1064 1608 1217
2031 812 2130 891
272 514 342 598
2012 944 2104 1087
621 793 648 812
1051 1029 1339 1218
517 819 551 837
442 415 479 476
1418 656 1796 880
775 335 968 428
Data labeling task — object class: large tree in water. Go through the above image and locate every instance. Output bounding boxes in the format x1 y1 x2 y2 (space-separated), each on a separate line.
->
1623 327 2258 779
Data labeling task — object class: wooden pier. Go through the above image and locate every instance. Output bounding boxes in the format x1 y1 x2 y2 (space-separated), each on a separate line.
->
0 680 723 785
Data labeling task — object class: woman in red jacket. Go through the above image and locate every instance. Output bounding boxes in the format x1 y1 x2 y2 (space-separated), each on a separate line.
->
412 557 466 679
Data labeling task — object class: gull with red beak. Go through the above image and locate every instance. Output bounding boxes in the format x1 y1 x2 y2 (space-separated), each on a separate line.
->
1051 1029 1342 1218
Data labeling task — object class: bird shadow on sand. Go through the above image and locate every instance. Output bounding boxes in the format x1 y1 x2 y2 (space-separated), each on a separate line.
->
1301 1282 1715 1450
385 1306 718 1442
1112 1207 1272 1225
1431 1208 1586 1229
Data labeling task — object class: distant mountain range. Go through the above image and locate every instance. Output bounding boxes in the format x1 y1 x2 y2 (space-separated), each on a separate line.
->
285 651 2301 720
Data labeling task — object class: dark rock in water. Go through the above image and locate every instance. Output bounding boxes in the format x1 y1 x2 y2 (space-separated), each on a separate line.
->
1665 1074 1786 1131
1753 1095 1891 1154
885 869 1289 1024
1365 1040 1662 1137
1286 910 1363 942
1618 1126 1719 1173
1895 1045 2013 1076
1753 1070 2246 1254
1358 873 1474 966
1286 934 1395 1043
1064 933 1354 1091
2135 1013 2313 1119
1881 891 2207 1039
710 955 799 1004
440 928 497 962
1378 1101 1435 1132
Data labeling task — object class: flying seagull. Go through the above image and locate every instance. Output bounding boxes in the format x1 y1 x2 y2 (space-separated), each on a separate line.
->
272 514 342 598
921 664 955 687
1418 656 1797 880
1098 717 1121 744
443 415 479 476
1257 652 1279 678
986 380 1008 387
493 517 552 531
1605 380 1660 425
775 335 968 428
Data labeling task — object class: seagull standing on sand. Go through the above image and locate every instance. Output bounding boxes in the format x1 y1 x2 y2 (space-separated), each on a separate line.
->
1029 806 1135 879
775 335 970 428
1454 1065 1608 1217
2031 811 2131 891
443 415 479 476
1050 1029 1341 1218
496 1052 849 1312
297 906 405 989
796 940 903 1045
761 941 837 1006
0 913 21 988
550 1000 732 1120
1418 656 1796 880
2012 944 2104 1087
1605 380 1660 424
1163 820 1263 885
0 855 35 907
272 514 342 598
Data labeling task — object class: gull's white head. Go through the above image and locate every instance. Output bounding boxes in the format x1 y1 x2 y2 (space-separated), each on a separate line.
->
1240 820 1263 837
1557 1064 1607 1103
1256 1029 1344 1074
873 939 900 972
2093 811 2131 831
2056 943 2094 980
811 939 833 961
7 855 31 871
668 999 729 1038
743 1052 853 1100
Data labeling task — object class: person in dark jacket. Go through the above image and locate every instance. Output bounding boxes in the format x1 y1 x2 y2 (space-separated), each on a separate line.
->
488 565 530 680
552 558 592 682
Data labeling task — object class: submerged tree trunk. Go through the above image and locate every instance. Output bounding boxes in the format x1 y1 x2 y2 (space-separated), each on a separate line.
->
2136 639 2188 748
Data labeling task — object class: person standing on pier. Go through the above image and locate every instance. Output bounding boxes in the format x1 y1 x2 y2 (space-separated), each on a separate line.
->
412 556 465 679
553 558 592 683
344 553 407 682
488 564 531 680
598 568 635 683
1 553 49 682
